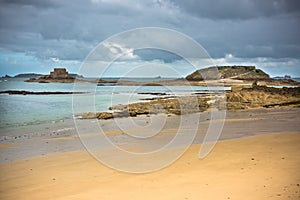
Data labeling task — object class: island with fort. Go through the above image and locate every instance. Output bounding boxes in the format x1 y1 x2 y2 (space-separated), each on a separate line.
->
25 68 77 83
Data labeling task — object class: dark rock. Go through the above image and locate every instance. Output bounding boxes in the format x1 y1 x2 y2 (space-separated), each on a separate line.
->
137 92 167 95
97 112 113 120
97 79 118 83
77 112 98 119
0 90 86 95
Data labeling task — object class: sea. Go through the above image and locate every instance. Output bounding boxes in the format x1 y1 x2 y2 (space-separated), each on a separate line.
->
0 78 230 130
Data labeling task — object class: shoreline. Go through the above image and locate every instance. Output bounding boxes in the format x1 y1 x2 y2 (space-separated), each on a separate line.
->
1 106 298 140
23 76 300 87
1 107 299 162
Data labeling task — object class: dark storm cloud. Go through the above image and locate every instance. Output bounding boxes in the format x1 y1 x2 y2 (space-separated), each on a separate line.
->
0 0 299 63
191 15 300 58
0 0 181 60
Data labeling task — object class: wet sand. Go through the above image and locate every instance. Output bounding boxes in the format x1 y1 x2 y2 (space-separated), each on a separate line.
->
1 107 299 162
0 107 299 199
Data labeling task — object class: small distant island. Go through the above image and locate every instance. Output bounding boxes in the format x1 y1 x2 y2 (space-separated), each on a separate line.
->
184 65 299 86
186 66 270 80
13 73 44 78
1 68 84 81
25 68 78 83
1 74 12 78
273 75 292 80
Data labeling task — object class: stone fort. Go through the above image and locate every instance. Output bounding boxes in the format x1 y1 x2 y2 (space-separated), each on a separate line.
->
49 68 71 79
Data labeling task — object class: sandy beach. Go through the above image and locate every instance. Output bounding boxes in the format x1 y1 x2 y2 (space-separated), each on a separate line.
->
0 107 299 199
1 1 300 199
1 0 300 199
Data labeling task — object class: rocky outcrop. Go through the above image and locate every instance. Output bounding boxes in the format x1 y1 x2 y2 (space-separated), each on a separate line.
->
77 85 300 120
137 92 167 95
226 86 300 110
186 66 270 81
77 96 210 120
98 112 114 119
25 68 75 83
97 79 118 86
109 96 209 116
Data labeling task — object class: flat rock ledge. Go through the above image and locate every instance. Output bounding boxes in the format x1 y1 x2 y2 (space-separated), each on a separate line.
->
77 86 300 120
76 96 211 120
0 90 86 95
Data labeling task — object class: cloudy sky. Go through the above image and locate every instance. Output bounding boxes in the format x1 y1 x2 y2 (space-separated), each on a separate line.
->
0 0 300 77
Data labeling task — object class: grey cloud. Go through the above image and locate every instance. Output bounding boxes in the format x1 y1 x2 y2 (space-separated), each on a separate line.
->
0 0 182 61
0 0 59 8
187 14 300 58
133 49 182 63
171 0 300 20
0 0 299 63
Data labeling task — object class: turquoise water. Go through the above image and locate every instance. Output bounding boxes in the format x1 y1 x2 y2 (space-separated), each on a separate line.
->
0 78 229 129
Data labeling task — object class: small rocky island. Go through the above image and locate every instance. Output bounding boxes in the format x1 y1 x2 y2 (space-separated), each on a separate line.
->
14 73 44 78
186 66 270 80
25 68 75 83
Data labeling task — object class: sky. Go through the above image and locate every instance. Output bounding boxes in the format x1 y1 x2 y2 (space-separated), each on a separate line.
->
0 0 300 77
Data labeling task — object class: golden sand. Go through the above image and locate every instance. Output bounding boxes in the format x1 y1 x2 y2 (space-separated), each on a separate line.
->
0 133 299 200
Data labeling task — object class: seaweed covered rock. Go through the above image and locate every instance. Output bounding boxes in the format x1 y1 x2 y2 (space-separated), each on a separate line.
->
226 86 300 110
